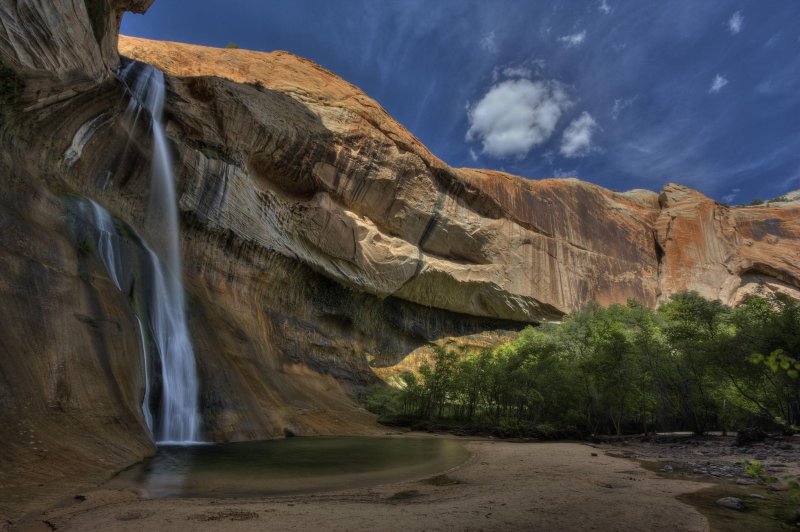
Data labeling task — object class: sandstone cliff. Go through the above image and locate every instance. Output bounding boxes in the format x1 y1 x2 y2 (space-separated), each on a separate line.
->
115 36 800 315
1 0 798 520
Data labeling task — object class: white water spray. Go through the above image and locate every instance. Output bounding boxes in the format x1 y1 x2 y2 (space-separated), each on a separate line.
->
118 61 202 444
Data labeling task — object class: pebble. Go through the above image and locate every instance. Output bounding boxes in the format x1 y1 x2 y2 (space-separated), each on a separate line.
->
749 494 766 500
661 465 673 473
716 497 746 511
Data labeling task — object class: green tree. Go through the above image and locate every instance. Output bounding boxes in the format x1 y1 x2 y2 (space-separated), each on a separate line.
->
727 293 800 430
658 292 731 434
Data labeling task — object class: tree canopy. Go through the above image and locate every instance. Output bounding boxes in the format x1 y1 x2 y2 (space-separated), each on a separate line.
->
363 291 800 438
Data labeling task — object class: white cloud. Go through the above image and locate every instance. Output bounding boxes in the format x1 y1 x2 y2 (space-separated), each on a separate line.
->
559 30 586 48
469 148 479 162
480 32 498 53
611 97 636 120
560 112 599 158
728 11 744 34
709 74 729 93
466 79 572 159
599 0 612 14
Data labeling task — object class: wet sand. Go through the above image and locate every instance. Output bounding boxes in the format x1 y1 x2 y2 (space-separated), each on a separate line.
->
12 439 711 531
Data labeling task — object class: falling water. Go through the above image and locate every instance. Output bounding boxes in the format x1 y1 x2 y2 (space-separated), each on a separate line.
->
82 199 154 435
88 200 122 290
117 61 202 444
136 317 154 434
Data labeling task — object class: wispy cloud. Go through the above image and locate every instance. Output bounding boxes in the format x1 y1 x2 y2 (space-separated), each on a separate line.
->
480 31 498 53
502 66 533 79
709 74 729 93
728 11 744 35
611 97 636 120
560 112 599 158
466 79 572 159
721 188 741 203
559 30 586 48
598 0 612 15
469 148 479 162
493 59 546 81
764 34 781 48
553 167 579 178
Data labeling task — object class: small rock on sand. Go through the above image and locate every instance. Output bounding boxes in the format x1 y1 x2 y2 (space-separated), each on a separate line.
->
716 497 746 511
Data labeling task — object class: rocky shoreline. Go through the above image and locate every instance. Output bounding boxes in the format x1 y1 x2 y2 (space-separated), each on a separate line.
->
599 433 800 530
600 433 800 485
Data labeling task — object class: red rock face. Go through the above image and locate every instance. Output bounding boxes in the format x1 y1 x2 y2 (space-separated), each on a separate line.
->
656 185 800 304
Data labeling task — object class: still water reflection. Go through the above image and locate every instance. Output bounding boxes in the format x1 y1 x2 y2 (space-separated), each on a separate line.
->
108 436 469 498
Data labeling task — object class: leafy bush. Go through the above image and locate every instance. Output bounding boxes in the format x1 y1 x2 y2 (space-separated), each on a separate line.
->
362 291 800 438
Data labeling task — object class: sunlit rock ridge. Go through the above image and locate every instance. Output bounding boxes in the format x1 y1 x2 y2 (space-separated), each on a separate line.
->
0 0 798 512
116 35 800 312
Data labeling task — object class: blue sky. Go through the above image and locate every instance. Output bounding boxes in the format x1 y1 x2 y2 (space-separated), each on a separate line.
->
122 0 800 203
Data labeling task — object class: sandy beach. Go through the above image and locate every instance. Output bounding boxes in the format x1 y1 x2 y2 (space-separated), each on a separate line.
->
11 440 712 531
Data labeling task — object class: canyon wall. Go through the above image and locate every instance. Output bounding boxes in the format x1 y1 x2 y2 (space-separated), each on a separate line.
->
0 0 799 518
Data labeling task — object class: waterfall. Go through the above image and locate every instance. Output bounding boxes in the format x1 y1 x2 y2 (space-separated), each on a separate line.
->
82 199 201 443
88 200 122 290
136 317 155 434
114 60 202 444
82 199 153 435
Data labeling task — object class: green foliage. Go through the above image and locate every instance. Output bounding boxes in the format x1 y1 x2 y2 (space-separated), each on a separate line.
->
363 291 800 438
750 199 765 206
226 42 240 49
770 196 789 203
744 460 779 484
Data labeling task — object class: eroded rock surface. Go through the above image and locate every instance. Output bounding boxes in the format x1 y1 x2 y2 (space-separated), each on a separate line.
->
656 184 800 303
